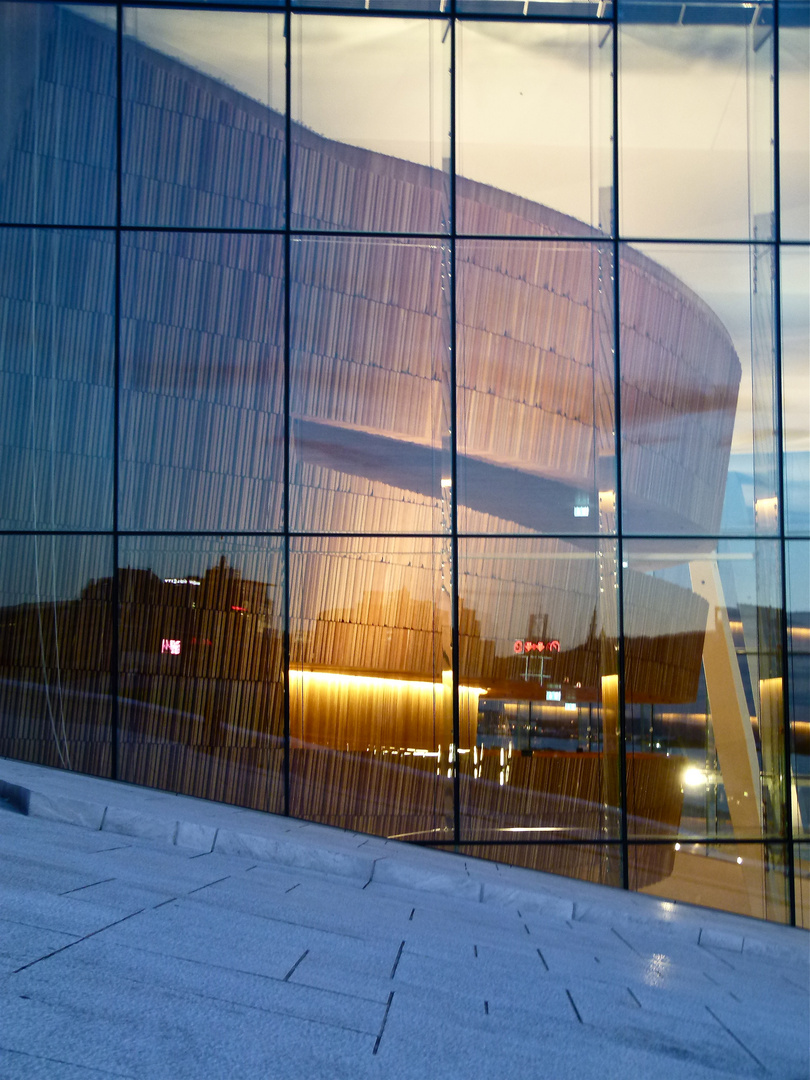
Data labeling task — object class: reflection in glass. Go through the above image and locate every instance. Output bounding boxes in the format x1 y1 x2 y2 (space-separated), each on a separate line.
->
457 23 612 235
290 237 450 534
458 538 623 886
289 538 451 839
457 0 608 12
787 542 809 841
118 536 284 811
453 843 617 888
624 540 786 920
0 4 116 225
0 229 115 530
629 842 790 924
0 535 113 778
620 244 777 537
0 0 804 931
294 0 442 9
122 8 285 229
291 16 449 232
780 24 810 241
120 232 284 531
797 842 810 931
619 17 773 240
458 240 615 535
781 247 810 536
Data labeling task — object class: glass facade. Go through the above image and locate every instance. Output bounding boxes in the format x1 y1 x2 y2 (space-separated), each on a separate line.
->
0 0 807 927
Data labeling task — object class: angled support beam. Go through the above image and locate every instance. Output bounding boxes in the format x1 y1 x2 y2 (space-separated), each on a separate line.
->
689 560 764 919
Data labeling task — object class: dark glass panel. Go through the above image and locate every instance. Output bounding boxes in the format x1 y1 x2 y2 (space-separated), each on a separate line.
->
629 841 790 924
118 536 284 813
458 537 623 886
457 24 612 236
122 8 285 229
787 542 809 841
624 539 786 853
619 15 773 240
620 244 778 537
781 247 810 536
0 228 114 530
0 4 116 225
0 535 113 778
120 232 284 532
289 537 451 840
291 15 449 233
290 237 451 534
457 240 615 535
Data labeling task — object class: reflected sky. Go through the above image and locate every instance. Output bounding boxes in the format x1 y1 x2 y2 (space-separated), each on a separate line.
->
7 5 805 605
102 8 808 236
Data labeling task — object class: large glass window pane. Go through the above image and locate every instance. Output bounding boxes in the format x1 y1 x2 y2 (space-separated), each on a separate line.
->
787 541 809 842
458 240 616 535
118 536 284 812
452 842 617 888
122 8 285 229
120 232 284 532
619 12 774 240
290 237 451 533
289 537 452 840
457 1 608 13
458 537 623 887
780 21 809 241
295 0 443 10
796 842 810 930
624 539 787 921
0 4 116 225
782 246 810 536
291 15 449 232
0 535 113 778
457 23 612 236
0 229 114 530
630 842 790 925
620 244 778 537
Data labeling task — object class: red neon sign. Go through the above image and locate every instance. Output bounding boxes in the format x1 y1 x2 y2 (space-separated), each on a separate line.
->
514 639 560 654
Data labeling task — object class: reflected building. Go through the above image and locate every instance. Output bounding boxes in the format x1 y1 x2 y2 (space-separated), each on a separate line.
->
0 1 808 927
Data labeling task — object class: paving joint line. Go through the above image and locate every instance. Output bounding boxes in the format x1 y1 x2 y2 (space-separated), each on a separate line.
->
390 940 405 979
12 908 146 974
705 1005 766 1070
566 988 583 1024
283 949 309 982
0 1045 137 1079
372 991 394 1055
187 876 230 895
611 927 641 955
59 877 116 896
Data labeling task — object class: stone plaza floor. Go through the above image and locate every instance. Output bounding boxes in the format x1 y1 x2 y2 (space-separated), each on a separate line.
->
1 758 808 1079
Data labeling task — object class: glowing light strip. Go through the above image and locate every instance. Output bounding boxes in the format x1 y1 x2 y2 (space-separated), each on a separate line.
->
289 668 487 695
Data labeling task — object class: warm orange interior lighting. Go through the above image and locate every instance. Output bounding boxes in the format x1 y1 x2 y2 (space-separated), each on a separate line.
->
289 668 488 696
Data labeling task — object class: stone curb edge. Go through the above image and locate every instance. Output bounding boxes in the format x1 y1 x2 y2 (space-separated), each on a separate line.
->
1 774 801 962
